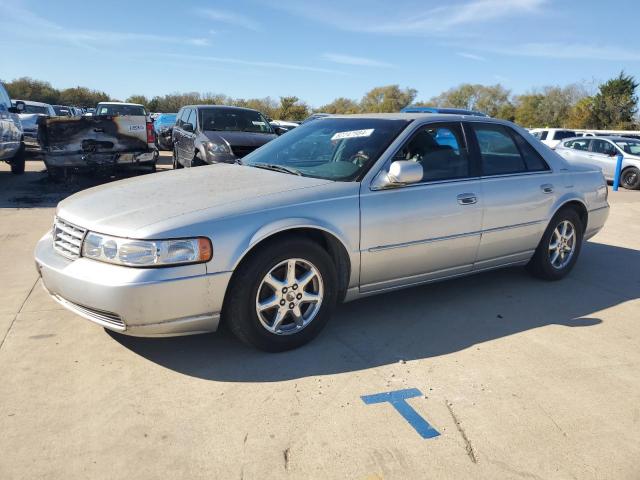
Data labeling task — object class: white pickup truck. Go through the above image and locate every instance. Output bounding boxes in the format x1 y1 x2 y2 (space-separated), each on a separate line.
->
39 102 158 178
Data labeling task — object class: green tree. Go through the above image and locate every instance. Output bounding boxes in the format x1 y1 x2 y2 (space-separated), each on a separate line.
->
427 83 513 118
566 97 597 129
317 97 361 114
360 85 417 113
126 95 150 107
277 96 309 121
4 77 59 104
591 72 638 129
59 86 111 107
514 93 545 127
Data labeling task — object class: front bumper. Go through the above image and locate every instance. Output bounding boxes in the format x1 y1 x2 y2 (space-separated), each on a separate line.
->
34 232 232 337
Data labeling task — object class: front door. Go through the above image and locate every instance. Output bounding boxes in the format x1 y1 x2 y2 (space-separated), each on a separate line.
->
359 122 483 293
589 139 618 179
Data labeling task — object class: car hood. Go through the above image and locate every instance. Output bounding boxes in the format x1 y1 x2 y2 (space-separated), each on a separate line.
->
203 130 276 146
56 164 334 237
19 113 44 130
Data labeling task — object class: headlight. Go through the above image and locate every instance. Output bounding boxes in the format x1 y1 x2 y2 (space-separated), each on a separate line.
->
204 141 229 154
81 232 212 267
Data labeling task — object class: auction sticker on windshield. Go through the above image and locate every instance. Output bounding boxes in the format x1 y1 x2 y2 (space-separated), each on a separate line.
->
331 129 374 141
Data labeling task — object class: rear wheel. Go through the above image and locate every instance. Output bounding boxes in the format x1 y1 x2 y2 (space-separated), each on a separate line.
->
223 238 338 351
526 208 583 281
621 167 640 190
10 144 25 174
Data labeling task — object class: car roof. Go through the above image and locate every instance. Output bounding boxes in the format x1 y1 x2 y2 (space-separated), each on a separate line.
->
13 99 52 107
183 105 261 113
563 135 634 142
327 113 508 123
97 102 144 107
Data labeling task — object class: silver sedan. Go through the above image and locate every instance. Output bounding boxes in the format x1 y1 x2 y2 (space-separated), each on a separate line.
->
34 114 610 351
555 136 640 190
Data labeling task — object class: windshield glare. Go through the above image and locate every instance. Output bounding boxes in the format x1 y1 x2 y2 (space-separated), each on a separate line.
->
615 139 640 155
243 118 409 181
200 108 273 134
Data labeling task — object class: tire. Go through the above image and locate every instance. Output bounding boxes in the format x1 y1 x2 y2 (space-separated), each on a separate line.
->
621 167 640 190
10 144 25 175
172 148 183 169
223 238 338 352
190 151 203 167
526 207 584 281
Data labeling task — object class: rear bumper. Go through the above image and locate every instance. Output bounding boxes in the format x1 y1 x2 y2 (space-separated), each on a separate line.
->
44 149 158 168
34 232 232 337
585 205 609 240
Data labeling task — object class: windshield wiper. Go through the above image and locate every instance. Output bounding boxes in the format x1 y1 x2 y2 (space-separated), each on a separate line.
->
250 163 302 176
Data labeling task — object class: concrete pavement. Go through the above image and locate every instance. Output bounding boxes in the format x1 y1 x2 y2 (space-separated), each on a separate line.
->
1 158 639 479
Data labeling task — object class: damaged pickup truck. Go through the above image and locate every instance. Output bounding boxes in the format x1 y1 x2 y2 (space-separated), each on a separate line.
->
38 102 158 178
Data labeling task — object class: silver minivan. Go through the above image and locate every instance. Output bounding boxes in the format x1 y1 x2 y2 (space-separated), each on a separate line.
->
0 82 25 174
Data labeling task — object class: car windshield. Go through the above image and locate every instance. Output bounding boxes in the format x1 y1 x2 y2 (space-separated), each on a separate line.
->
615 139 640 155
22 104 49 114
199 108 273 134
156 114 176 125
242 117 410 181
96 104 146 116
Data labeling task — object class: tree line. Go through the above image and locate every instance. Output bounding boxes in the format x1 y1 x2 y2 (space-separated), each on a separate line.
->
3 72 637 129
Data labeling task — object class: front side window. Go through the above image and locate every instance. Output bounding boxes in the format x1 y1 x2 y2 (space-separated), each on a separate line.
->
199 108 273 134
565 139 591 151
243 117 409 181
592 140 617 156
393 123 470 182
185 109 196 129
472 124 527 175
0 85 10 108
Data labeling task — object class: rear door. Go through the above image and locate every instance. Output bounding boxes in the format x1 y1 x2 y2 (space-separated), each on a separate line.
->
469 122 557 269
558 138 592 165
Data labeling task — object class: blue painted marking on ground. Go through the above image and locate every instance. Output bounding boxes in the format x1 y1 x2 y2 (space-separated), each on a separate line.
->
361 388 440 439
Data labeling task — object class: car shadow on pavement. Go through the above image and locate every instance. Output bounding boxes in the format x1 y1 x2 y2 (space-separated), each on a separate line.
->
110 241 639 382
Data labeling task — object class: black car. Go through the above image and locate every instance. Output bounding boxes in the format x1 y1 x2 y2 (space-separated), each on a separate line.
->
172 105 284 168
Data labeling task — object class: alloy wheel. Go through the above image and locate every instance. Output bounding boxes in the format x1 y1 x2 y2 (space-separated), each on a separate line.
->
548 220 576 269
255 258 324 335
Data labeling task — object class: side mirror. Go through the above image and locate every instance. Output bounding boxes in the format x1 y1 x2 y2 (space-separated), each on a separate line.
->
183 122 194 133
274 126 288 136
8 100 25 114
373 161 423 189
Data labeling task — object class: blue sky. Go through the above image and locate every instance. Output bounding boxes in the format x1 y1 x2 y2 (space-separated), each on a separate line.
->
1 0 639 106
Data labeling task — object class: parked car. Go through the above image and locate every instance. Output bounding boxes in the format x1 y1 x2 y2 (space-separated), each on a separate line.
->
529 128 578 149
556 136 640 189
171 105 279 168
270 119 299 132
34 113 609 351
300 113 331 124
12 100 56 150
38 101 158 178
0 82 26 174
401 106 488 116
153 113 177 150
52 105 72 116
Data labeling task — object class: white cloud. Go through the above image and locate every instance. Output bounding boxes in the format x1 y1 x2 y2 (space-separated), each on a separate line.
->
322 53 393 67
481 42 640 61
198 8 261 31
166 53 344 74
457 52 486 61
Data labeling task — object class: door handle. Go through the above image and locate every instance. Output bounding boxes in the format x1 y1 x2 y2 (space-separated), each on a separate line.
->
457 193 477 205
541 184 554 194
93 128 104 133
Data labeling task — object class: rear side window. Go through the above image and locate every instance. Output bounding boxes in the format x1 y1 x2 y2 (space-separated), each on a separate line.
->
394 123 470 182
536 130 549 140
510 129 550 172
553 130 577 140
472 124 527 175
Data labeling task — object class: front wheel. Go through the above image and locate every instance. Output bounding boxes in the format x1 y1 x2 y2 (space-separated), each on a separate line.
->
621 167 640 190
526 208 583 281
223 238 338 351
10 144 25 174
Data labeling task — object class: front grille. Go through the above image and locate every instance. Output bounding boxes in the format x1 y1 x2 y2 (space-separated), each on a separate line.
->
231 145 257 158
53 217 86 260
52 294 125 330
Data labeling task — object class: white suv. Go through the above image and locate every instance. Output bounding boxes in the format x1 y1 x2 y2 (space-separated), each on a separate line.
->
530 128 577 149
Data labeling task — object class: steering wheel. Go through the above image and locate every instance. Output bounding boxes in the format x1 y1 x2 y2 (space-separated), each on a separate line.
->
347 151 370 167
